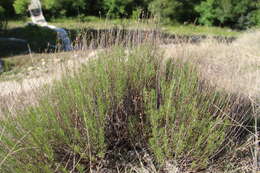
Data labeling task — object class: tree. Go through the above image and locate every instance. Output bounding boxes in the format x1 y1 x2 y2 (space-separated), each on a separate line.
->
102 0 135 18
148 0 179 22
13 0 29 14
13 0 86 17
0 0 16 30
196 0 260 28
148 0 202 23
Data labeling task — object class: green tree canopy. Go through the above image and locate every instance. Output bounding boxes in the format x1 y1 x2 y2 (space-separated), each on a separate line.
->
196 0 260 28
148 0 202 23
0 0 259 29
13 0 86 17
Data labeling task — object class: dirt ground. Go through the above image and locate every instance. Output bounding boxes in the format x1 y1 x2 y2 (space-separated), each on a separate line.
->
0 50 98 116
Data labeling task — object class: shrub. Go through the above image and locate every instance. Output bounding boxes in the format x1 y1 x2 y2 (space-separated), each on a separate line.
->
0 44 251 172
146 59 230 167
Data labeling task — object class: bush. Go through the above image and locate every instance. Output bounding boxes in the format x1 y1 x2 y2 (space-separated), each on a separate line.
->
0 44 251 172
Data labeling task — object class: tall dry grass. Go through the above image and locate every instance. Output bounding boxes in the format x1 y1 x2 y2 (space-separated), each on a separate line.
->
162 30 260 101
162 30 260 172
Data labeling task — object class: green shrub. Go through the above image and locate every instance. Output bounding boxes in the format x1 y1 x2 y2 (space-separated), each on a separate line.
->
0 45 251 172
146 59 230 167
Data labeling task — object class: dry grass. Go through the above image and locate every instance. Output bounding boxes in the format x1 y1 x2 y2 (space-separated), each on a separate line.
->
0 50 98 116
162 30 260 101
160 33 260 171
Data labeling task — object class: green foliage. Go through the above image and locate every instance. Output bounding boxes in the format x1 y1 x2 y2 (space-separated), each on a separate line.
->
103 0 134 18
13 0 86 17
148 0 202 23
0 44 249 171
195 0 216 26
43 0 86 16
196 0 260 28
146 59 230 168
148 0 179 23
2 0 260 28
13 0 29 15
164 24 240 37
249 9 260 26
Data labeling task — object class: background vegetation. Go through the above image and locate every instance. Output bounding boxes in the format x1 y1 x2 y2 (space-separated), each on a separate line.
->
1 0 260 29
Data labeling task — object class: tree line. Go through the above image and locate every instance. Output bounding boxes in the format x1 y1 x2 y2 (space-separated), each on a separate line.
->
1 0 260 29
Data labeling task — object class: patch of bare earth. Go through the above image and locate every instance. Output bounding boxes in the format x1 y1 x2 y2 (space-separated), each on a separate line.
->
0 50 98 116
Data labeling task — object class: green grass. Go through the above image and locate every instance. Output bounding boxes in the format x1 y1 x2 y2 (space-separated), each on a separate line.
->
7 17 155 31
0 44 252 172
163 24 240 37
